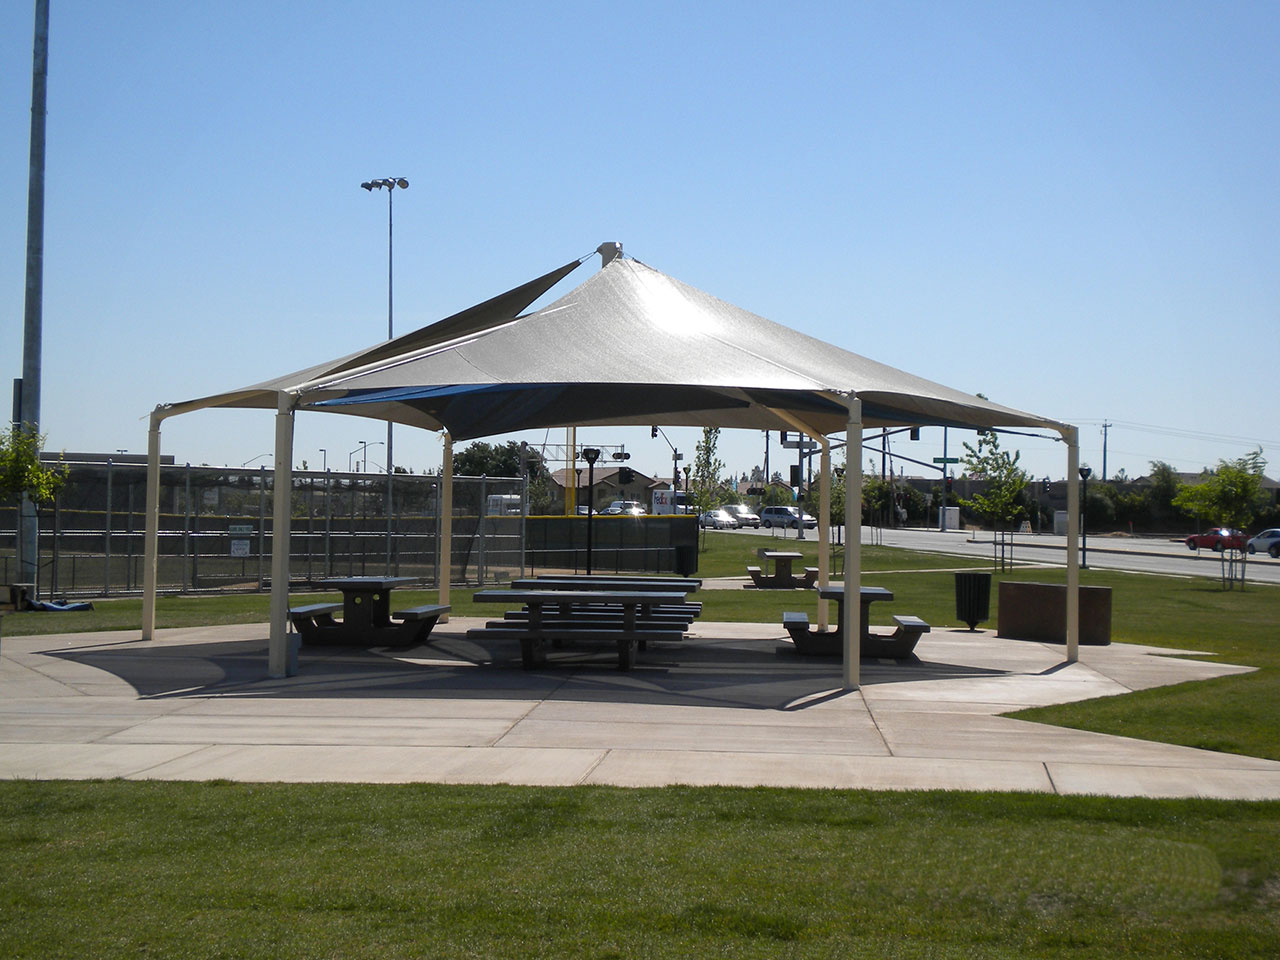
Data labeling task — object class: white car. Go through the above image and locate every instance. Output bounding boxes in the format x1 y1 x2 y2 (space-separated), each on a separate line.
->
603 500 646 516
724 504 761 528
698 508 739 529
1246 528 1280 559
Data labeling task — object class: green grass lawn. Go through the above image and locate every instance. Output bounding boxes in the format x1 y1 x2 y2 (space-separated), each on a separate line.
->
2 780 1278 959
4 550 1280 957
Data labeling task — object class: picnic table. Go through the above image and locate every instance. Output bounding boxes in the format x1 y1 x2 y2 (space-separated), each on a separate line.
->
746 551 817 589
781 584 929 658
470 587 692 670
514 576 701 593
288 576 449 648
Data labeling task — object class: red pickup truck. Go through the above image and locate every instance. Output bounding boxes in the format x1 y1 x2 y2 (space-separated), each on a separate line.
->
1185 528 1247 551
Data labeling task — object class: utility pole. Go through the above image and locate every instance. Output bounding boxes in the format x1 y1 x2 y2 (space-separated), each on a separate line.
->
1101 421 1112 482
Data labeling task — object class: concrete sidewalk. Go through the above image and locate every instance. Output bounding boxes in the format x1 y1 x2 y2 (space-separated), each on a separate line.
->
2 619 1278 799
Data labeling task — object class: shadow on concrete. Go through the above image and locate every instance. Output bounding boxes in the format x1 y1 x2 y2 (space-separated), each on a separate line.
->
45 629 1010 712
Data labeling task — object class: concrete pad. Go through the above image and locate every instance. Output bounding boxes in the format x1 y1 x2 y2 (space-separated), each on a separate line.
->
138 744 604 786
584 749 1054 792
1047 761 1280 800
0 742 208 780
101 713 517 748
0 619 1276 798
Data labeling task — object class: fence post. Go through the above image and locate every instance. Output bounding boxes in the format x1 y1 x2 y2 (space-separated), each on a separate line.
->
104 458 113 596
520 474 528 578
126 481 134 592
324 469 331 577
51 495 60 598
477 475 488 585
183 463 192 592
257 466 267 591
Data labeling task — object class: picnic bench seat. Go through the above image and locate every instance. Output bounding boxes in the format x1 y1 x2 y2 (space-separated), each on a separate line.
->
862 614 930 659
800 567 820 588
747 565 766 588
288 602 343 645
779 611 840 656
387 603 451 648
466 624 684 670
779 611 930 659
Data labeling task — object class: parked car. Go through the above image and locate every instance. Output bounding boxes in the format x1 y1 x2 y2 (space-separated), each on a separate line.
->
1184 527 1247 551
759 505 817 529
603 500 646 516
1246 528 1280 558
698 508 739 529
723 503 761 528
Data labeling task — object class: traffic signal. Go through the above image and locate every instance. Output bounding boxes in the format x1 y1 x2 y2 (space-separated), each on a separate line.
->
1042 477 1050 493
650 426 658 438
945 476 953 493
780 430 791 444
789 464 802 486
618 467 635 485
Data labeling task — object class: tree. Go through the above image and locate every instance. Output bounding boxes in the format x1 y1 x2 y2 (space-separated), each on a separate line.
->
0 426 66 506
452 441 546 480
1144 460 1185 527
956 431 1029 531
1172 450 1268 533
691 427 725 516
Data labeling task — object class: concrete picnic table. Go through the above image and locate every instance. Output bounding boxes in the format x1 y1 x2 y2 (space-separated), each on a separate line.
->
287 576 447 648
470 587 691 669
817 584 895 643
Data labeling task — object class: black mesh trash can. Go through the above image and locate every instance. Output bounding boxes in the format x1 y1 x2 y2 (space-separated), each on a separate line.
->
955 572 992 631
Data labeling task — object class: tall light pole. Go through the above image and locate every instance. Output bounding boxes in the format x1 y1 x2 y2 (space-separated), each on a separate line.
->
17 0 50 587
361 177 408 567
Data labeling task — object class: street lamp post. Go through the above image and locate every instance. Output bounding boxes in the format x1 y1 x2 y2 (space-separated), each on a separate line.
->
1079 466 1092 569
361 177 408 567
582 448 601 574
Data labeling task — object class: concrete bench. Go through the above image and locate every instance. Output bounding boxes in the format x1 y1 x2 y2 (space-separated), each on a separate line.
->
863 614 930 659
466 624 684 670
388 603 451 648
288 603 343 645
779 611 841 656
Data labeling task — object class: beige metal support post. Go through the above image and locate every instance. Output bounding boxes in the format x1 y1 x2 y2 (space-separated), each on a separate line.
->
843 396 862 690
765 407 832 630
267 392 296 678
141 409 164 640
817 437 831 631
439 431 453 619
1065 426 1080 663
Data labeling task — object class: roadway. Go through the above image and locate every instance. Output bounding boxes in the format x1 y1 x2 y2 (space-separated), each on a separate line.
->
729 523 1280 585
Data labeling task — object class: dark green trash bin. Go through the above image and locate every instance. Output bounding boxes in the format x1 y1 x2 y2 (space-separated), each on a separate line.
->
955 572 992 630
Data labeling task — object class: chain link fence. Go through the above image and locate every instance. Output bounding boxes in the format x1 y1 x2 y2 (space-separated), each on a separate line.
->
0 463 527 600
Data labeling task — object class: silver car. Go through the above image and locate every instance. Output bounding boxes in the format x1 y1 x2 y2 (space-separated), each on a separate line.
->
724 504 761 528
699 508 739 529
1246 528 1280 559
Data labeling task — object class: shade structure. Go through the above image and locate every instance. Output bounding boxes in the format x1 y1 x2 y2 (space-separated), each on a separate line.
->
142 246 1083 686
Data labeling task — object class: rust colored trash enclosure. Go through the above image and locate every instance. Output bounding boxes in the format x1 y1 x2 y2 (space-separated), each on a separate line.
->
997 581 1112 646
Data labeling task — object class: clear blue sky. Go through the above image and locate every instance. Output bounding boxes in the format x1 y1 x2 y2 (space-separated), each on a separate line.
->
3 1 1277 486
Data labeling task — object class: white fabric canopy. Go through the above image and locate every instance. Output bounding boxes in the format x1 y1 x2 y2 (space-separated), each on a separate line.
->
142 247 1083 685
161 255 1067 440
